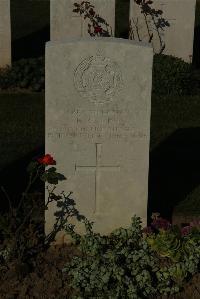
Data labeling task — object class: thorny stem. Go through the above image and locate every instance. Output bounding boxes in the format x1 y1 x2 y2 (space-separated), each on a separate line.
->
129 17 141 41
15 207 34 238
194 286 200 295
45 185 57 208
74 1 112 37
151 14 165 54
129 19 135 40
44 190 75 246
143 13 153 43
130 0 167 54
16 165 42 214
1 186 12 217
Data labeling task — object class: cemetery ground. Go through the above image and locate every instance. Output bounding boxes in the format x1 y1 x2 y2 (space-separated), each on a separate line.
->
0 68 200 298
0 1 200 298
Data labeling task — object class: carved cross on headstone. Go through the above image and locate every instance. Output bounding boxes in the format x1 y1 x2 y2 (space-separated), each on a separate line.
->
75 143 120 214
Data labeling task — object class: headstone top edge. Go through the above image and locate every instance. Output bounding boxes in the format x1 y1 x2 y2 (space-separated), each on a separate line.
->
46 37 153 50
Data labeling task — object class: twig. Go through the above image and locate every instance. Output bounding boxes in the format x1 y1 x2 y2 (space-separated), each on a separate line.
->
15 207 34 237
16 166 41 213
1 186 12 215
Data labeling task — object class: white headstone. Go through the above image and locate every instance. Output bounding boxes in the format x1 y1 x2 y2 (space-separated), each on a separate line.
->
50 0 115 40
45 37 153 244
129 0 196 63
0 0 11 68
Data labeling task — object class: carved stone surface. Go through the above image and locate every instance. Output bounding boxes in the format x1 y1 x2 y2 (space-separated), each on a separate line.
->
45 38 153 244
74 55 123 103
129 0 196 63
50 0 115 40
0 0 11 67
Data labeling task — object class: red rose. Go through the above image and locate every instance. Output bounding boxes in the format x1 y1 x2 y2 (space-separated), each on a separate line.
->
94 26 103 33
37 154 56 165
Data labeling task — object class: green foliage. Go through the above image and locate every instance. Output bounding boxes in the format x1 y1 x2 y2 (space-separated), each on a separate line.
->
129 0 169 54
0 156 199 298
146 219 200 296
0 155 84 280
63 216 158 299
40 167 66 185
73 1 112 37
63 215 200 298
147 228 182 261
0 53 199 96
152 54 200 96
0 57 44 91
147 228 200 262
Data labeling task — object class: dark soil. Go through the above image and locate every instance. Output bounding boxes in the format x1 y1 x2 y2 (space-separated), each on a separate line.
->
0 244 80 299
0 243 199 299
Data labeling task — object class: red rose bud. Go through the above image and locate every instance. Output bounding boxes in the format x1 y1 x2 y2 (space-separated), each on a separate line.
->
94 26 103 33
37 154 56 165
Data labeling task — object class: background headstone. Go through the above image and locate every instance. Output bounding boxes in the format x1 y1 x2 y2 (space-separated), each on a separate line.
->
45 38 153 244
0 0 11 67
50 0 116 40
11 0 50 61
129 0 196 63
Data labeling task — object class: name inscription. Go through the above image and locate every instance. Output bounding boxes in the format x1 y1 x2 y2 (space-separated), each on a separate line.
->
47 108 148 141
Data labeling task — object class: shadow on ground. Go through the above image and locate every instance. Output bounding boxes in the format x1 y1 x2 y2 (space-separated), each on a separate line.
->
0 145 45 214
148 127 200 223
1 128 200 225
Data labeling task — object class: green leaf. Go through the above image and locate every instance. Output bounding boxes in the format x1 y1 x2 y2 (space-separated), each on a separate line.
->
57 173 66 181
47 167 57 172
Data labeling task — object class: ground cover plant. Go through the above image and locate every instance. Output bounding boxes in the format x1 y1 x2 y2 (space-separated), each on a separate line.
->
152 54 200 96
0 155 199 298
1 2 200 297
0 57 44 92
0 154 85 298
63 213 200 298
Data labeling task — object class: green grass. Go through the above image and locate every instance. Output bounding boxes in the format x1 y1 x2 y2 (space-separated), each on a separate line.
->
0 92 44 170
1 92 200 166
150 94 200 215
0 91 199 217
174 184 200 214
150 94 200 150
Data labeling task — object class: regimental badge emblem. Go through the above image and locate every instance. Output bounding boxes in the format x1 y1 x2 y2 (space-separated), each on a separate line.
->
74 55 123 104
